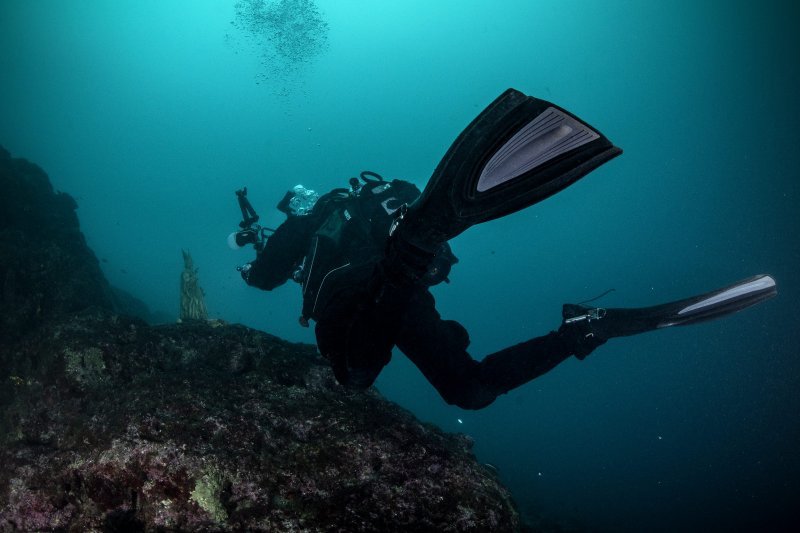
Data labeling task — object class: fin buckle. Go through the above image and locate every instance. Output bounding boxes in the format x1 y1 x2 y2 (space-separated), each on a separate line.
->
564 307 607 324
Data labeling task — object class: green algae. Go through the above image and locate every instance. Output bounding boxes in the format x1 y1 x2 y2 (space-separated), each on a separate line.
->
190 466 228 522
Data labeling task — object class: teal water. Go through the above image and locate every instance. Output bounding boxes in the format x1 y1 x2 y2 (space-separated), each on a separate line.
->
2 1 798 530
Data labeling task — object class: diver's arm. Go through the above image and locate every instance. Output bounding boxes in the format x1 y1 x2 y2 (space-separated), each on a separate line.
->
243 215 315 290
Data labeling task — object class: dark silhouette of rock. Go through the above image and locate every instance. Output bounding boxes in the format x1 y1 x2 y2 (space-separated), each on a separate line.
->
110 284 173 325
0 146 521 531
0 146 114 345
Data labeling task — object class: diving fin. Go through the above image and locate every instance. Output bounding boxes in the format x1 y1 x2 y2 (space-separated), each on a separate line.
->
395 88 622 250
562 274 778 339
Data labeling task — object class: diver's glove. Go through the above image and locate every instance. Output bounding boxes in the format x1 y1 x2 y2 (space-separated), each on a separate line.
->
237 262 253 283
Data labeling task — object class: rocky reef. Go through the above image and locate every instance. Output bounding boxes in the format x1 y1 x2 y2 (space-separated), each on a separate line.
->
0 145 522 531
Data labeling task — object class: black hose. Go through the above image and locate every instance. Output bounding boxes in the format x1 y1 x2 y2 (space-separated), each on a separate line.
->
360 171 384 183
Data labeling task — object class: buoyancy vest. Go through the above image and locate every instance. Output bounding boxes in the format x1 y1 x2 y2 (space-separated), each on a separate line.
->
298 177 423 321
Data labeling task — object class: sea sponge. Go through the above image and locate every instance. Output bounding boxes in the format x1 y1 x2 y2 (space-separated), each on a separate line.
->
189 466 228 523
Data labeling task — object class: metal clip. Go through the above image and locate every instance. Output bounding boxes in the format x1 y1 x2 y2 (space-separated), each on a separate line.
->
563 307 607 324
388 204 408 237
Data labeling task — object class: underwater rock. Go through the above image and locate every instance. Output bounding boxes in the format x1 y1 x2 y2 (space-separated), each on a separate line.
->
1 314 519 531
0 146 521 531
0 145 114 346
110 284 173 325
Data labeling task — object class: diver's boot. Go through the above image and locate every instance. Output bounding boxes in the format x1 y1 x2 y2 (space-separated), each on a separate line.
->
557 310 608 360
560 275 777 359
380 225 437 287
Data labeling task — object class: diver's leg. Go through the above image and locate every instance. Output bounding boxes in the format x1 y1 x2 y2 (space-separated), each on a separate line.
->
395 290 591 409
395 291 492 408
314 294 395 390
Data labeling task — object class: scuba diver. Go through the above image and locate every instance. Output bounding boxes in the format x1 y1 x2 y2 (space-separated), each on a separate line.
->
230 88 777 410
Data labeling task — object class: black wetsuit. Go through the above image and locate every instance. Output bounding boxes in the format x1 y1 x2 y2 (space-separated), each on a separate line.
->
244 180 576 410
